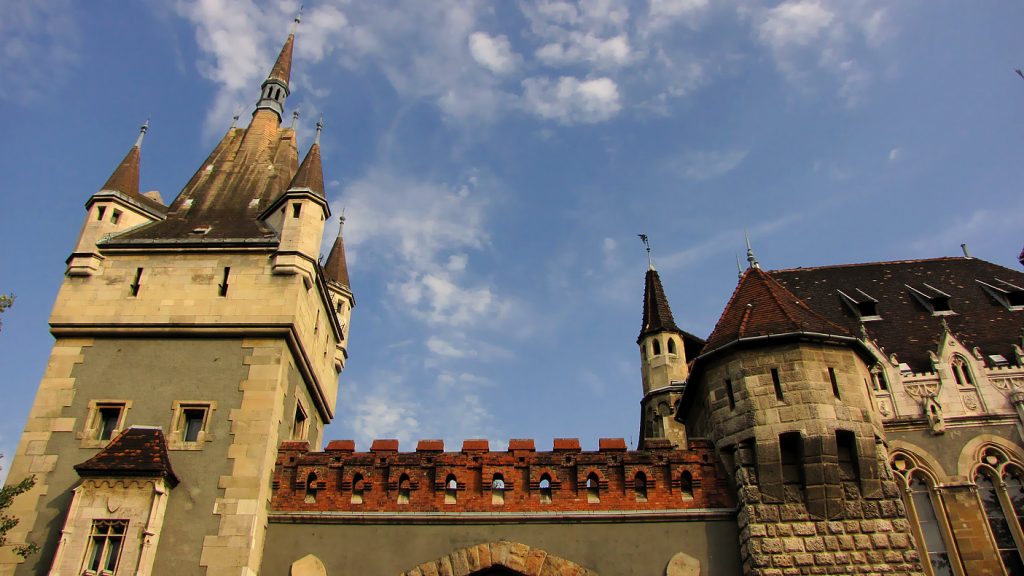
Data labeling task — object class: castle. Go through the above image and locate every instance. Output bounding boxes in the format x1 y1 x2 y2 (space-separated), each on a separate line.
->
2 24 1023 576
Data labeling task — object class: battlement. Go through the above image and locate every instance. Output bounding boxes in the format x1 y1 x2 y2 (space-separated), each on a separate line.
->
271 438 733 514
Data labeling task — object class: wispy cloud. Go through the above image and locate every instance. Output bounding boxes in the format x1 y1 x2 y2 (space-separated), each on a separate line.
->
669 149 749 181
521 76 622 124
0 0 79 104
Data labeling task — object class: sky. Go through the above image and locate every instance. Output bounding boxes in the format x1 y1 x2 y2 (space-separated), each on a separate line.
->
1 0 1023 467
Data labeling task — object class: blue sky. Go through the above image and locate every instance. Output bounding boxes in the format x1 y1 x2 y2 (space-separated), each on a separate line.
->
1 0 1022 465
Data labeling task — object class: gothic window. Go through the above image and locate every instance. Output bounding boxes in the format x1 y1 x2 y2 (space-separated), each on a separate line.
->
586 472 600 504
652 340 662 356
445 475 458 504
291 402 308 441
351 473 365 504
82 519 127 576
539 475 553 504
890 452 957 576
974 447 1024 575
667 338 677 355
680 471 694 501
871 367 888 391
950 356 974 388
491 474 505 506
398 474 411 505
634 472 648 502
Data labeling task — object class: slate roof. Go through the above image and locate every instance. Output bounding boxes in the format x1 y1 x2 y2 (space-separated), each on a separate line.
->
74 426 178 486
269 32 295 85
98 144 167 217
771 257 1024 373
702 267 853 355
639 268 682 342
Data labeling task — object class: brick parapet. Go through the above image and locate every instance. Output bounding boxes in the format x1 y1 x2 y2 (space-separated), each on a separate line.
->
271 438 734 513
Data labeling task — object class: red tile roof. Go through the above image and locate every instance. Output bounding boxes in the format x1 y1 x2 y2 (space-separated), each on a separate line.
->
703 267 853 355
74 426 177 486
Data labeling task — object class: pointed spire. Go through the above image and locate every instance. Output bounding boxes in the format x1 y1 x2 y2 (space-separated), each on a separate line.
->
269 9 300 85
288 125 324 197
745 231 760 269
253 13 299 122
639 266 682 342
736 254 744 279
324 213 351 288
101 122 148 196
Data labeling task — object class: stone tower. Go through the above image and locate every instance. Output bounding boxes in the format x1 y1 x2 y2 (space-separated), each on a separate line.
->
679 267 923 575
637 264 689 449
0 23 353 576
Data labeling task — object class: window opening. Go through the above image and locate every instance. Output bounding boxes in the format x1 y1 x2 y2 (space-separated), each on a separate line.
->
828 367 841 399
351 473 364 504
182 407 206 443
634 472 648 502
652 340 661 356
218 267 230 297
871 368 888 391
129 267 143 297
539 475 552 504
586 473 600 503
680 471 694 500
909 473 953 576
725 379 735 410
110 210 122 225
97 405 122 441
838 289 881 320
398 475 411 505
82 519 127 576
976 470 1024 574
291 403 308 441
836 430 861 486
950 356 974 387
491 474 505 505
96 206 106 221
779 432 805 500
976 278 1024 310
771 368 784 401
907 283 954 315
292 203 302 218
667 338 677 355
445 475 458 504
305 472 318 503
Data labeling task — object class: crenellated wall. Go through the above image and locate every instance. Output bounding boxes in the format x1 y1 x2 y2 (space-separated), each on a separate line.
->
271 437 734 514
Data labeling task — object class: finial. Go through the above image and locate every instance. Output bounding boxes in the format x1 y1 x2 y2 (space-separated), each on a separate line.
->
290 4 303 34
135 119 149 148
960 243 971 258
337 208 346 236
291 108 300 129
230 105 243 128
745 230 760 269
315 115 324 145
638 234 654 270
736 254 743 279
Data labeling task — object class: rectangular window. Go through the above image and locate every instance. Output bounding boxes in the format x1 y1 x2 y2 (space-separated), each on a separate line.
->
110 210 122 225
771 368 784 401
82 519 127 575
828 367 841 399
836 430 860 484
97 405 123 441
779 432 804 490
292 203 301 218
218 267 230 297
129 267 143 297
96 206 106 221
291 403 308 440
182 408 207 443
725 379 735 410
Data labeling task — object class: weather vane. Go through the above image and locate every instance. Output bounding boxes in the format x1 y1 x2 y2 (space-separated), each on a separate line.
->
638 234 654 270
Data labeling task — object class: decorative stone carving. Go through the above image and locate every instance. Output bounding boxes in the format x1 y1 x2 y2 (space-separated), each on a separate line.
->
291 554 327 576
905 380 939 398
666 551 701 576
878 399 891 418
962 393 980 412
922 394 945 435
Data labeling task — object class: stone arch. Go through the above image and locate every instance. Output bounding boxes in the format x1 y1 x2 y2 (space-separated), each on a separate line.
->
956 434 1024 480
400 540 597 576
887 439 950 483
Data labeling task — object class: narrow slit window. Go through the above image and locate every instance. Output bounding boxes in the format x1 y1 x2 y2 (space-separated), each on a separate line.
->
836 430 861 485
305 473 318 503
539 475 552 504
652 340 661 356
445 475 458 504
586 473 600 503
680 471 694 500
291 403 308 441
634 472 648 502
725 378 736 410
292 203 302 218
828 367 841 399
398 475 411 505
110 209 122 225
667 338 677 355
218 267 231 297
771 368 784 401
779 432 805 498
351 474 364 504
96 206 106 221
129 267 143 297
491 474 505 505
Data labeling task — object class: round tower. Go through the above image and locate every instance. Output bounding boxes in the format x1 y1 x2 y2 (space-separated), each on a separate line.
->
637 263 689 448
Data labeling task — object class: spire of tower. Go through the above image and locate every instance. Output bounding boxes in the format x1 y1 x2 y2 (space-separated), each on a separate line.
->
639 266 682 342
315 115 323 145
745 231 760 269
101 121 149 196
253 12 300 122
736 254 744 279
288 123 324 197
324 213 351 288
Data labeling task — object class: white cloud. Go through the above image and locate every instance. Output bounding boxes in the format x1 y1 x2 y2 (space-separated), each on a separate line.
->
888 147 901 162
0 0 78 104
670 149 749 181
426 337 471 358
536 33 632 68
469 32 518 74
649 0 708 21
758 0 835 50
521 76 622 124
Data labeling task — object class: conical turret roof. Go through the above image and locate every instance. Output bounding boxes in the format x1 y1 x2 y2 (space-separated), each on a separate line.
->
268 31 295 85
288 140 323 196
702 267 852 355
324 218 351 288
639 268 682 342
101 145 140 196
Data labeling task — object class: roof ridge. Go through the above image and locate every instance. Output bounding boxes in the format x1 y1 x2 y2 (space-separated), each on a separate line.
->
770 256 967 273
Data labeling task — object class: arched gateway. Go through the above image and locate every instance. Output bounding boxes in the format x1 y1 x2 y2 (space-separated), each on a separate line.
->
400 541 597 576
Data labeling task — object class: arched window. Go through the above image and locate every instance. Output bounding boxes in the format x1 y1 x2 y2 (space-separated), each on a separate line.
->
539 474 553 504
667 338 677 355
445 474 458 504
652 340 662 356
871 367 888 391
890 452 958 576
974 448 1024 574
305 472 318 504
950 355 974 387
491 474 505 505
586 472 600 503
634 472 648 502
398 474 411 505
351 473 364 505
680 471 694 501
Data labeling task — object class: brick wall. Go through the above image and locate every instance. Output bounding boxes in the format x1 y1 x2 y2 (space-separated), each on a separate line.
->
271 437 734 513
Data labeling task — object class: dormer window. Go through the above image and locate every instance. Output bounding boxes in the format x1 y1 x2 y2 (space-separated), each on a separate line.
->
989 354 1010 368
906 284 954 316
837 289 881 320
977 278 1024 311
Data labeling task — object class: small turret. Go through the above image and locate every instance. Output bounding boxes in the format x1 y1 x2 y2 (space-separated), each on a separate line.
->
67 122 166 276
324 213 355 372
253 13 298 123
